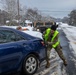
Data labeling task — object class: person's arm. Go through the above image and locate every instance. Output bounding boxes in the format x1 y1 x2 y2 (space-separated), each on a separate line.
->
48 34 59 48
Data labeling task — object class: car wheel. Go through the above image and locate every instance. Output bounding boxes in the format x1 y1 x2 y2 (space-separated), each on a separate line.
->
23 54 38 75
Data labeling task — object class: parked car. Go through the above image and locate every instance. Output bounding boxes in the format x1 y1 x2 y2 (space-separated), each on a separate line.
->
36 25 52 33
0 27 46 75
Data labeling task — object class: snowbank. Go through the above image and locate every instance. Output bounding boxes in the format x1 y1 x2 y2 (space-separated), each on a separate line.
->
60 23 76 54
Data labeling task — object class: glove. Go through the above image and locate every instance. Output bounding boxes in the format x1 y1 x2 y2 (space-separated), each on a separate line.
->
47 42 53 45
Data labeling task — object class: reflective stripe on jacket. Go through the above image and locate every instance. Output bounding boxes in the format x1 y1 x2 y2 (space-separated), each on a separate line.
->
52 30 60 48
44 28 51 41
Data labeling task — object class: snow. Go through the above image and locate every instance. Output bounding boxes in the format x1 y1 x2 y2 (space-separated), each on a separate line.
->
22 30 43 39
60 23 76 54
0 26 18 29
25 20 32 24
22 26 34 31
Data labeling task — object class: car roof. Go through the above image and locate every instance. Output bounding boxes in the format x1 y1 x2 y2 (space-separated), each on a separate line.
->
0 27 37 40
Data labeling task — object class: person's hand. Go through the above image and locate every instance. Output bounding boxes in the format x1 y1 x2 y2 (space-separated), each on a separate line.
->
48 42 52 45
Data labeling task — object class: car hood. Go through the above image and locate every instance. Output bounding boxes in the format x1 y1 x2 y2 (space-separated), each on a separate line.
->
22 31 43 39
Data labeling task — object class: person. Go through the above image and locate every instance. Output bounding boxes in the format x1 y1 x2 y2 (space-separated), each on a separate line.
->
16 26 22 30
43 25 67 68
16 26 29 31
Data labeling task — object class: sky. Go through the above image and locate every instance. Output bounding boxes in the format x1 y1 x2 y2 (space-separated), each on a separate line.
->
20 0 76 18
0 0 76 18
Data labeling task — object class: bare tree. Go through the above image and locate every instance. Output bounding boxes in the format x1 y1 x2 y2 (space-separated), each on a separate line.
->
0 9 9 25
25 8 42 22
62 17 69 24
68 9 76 26
1 0 18 20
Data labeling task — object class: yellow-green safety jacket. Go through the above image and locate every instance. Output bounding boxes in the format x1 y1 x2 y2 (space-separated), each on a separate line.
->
44 28 60 48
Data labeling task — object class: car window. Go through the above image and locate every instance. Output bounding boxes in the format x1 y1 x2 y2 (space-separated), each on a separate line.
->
15 33 25 41
0 30 25 44
0 32 7 43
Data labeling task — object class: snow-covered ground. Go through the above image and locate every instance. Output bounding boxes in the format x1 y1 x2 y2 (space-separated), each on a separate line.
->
59 23 76 55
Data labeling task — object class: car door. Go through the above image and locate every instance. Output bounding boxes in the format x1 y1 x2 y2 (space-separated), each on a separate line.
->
0 30 25 73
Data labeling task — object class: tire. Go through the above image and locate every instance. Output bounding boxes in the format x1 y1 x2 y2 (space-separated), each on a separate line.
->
23 54 38 75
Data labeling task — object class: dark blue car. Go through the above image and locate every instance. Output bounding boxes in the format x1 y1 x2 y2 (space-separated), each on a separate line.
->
0 27 46 75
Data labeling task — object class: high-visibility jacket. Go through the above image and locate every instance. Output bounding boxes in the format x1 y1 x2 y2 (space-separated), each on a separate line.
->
44 28 51 41
44 28 60 48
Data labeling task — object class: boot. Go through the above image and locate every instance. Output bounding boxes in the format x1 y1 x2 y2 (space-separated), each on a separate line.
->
45 61 50 68
63 60 67 66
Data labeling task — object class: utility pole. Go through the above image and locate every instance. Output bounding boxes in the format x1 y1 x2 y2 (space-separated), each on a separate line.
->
17 0 20 23
17 0 19 17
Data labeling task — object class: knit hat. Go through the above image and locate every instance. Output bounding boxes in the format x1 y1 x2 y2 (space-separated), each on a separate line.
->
51 25 57 31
